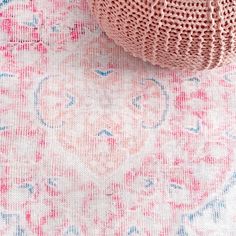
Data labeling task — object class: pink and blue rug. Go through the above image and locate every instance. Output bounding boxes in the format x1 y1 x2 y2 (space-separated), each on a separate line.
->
0 0 236 235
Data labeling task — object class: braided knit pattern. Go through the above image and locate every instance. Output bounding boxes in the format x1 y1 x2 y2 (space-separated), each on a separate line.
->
88 0 236 70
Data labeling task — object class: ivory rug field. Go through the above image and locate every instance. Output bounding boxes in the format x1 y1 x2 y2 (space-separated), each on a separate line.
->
0 0 236 235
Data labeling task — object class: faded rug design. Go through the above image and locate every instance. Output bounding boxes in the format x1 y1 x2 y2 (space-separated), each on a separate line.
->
0 0 236 235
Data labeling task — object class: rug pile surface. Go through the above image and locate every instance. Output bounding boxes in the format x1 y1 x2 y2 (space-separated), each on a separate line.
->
0 0 236 235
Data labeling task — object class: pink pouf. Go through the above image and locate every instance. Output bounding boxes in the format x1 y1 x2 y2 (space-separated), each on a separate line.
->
88 0 236 71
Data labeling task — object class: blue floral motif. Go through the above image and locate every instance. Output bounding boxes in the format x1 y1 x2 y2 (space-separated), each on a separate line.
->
64 225 80 236
0 0 12 8
97 129 113 137
24 15 39 28
95 69 113 77
186 121 200 134
0 212 19 225
19 183 34 194
177 172 236 235
34 77 65 129
138 78 169 129
128 226 140 235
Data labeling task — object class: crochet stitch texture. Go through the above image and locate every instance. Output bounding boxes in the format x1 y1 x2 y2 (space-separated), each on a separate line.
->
88 0 236 70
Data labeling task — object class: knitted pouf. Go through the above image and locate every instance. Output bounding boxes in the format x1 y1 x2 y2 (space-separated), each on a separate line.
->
88 0 236 71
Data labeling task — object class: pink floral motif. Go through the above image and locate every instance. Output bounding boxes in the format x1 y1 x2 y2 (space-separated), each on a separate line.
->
0 128 46 164
0 2 42 42
0 72 21 128
35 0 94 51
83 185 124 231
154 131 232 209
58 112 148 175
106 209 177 236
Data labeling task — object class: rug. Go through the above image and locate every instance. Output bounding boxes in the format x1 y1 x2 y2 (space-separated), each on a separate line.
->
0 0 236 235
